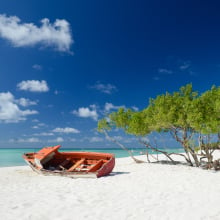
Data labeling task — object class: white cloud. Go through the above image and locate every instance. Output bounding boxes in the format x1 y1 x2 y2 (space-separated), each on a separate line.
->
32 126 39 129
32 64 42 70
38 123 46 127
0 14 73 52
52 127 80 134
32 123 46 129
69 138 76 142
72 107 98 121
90 82 117 94
179 61 191 70
179 60 196 76
104 102 125 112
158 68 173 74
33 132 54 136
89 137 103 142
89 104 97 110
0 92 38 123
54 90 60 95
140 137 149 143
112 135 123 141
32 119 39 122
106 135 136 144
10 137 40 143
16 98 37 107
48 137 64 143
17 80 49 92
57 137 64 142
132 106 139 111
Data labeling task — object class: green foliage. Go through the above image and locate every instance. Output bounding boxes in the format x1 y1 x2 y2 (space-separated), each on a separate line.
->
98 84 220 136
190 86 220 134
98 108 150 136
98 84 220 167
142 83 198 133
97 118 111 132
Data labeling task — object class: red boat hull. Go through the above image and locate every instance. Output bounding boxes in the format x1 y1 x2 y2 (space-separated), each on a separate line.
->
23 145 115 178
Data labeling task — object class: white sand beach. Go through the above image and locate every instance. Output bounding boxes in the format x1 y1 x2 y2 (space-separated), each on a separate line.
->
1 155 220 220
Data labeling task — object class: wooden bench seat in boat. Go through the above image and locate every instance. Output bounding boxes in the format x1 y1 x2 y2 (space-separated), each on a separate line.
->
87 159 103 172
68 158 86 172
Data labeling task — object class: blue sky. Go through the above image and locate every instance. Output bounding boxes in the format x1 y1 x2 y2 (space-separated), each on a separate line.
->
0 0 220 148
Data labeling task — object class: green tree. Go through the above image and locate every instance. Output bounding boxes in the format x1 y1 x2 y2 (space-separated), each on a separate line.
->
98 84 220 169
189 86 220 168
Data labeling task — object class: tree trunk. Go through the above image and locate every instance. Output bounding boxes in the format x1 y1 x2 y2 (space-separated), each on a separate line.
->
170 128 193 166
183 146 194 166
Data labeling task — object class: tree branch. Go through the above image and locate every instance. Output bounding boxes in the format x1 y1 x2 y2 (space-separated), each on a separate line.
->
139 140 177 164
102 129 145 163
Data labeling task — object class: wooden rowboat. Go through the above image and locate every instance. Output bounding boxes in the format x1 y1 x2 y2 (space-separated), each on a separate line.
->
23 145 115 178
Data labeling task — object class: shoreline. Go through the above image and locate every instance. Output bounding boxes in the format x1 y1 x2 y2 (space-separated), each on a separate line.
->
0 147 185 168
1 155 220 220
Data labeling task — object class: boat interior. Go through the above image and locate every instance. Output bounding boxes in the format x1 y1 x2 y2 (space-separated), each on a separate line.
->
43 153 109 172
24 151 112 173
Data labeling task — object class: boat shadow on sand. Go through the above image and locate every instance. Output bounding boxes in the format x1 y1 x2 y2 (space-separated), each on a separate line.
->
106 171 130 177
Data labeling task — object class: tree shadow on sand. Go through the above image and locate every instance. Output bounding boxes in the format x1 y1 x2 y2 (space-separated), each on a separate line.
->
151 160 188 166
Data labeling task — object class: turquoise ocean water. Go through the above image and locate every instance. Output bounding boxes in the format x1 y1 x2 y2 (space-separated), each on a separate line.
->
0 148 184 167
